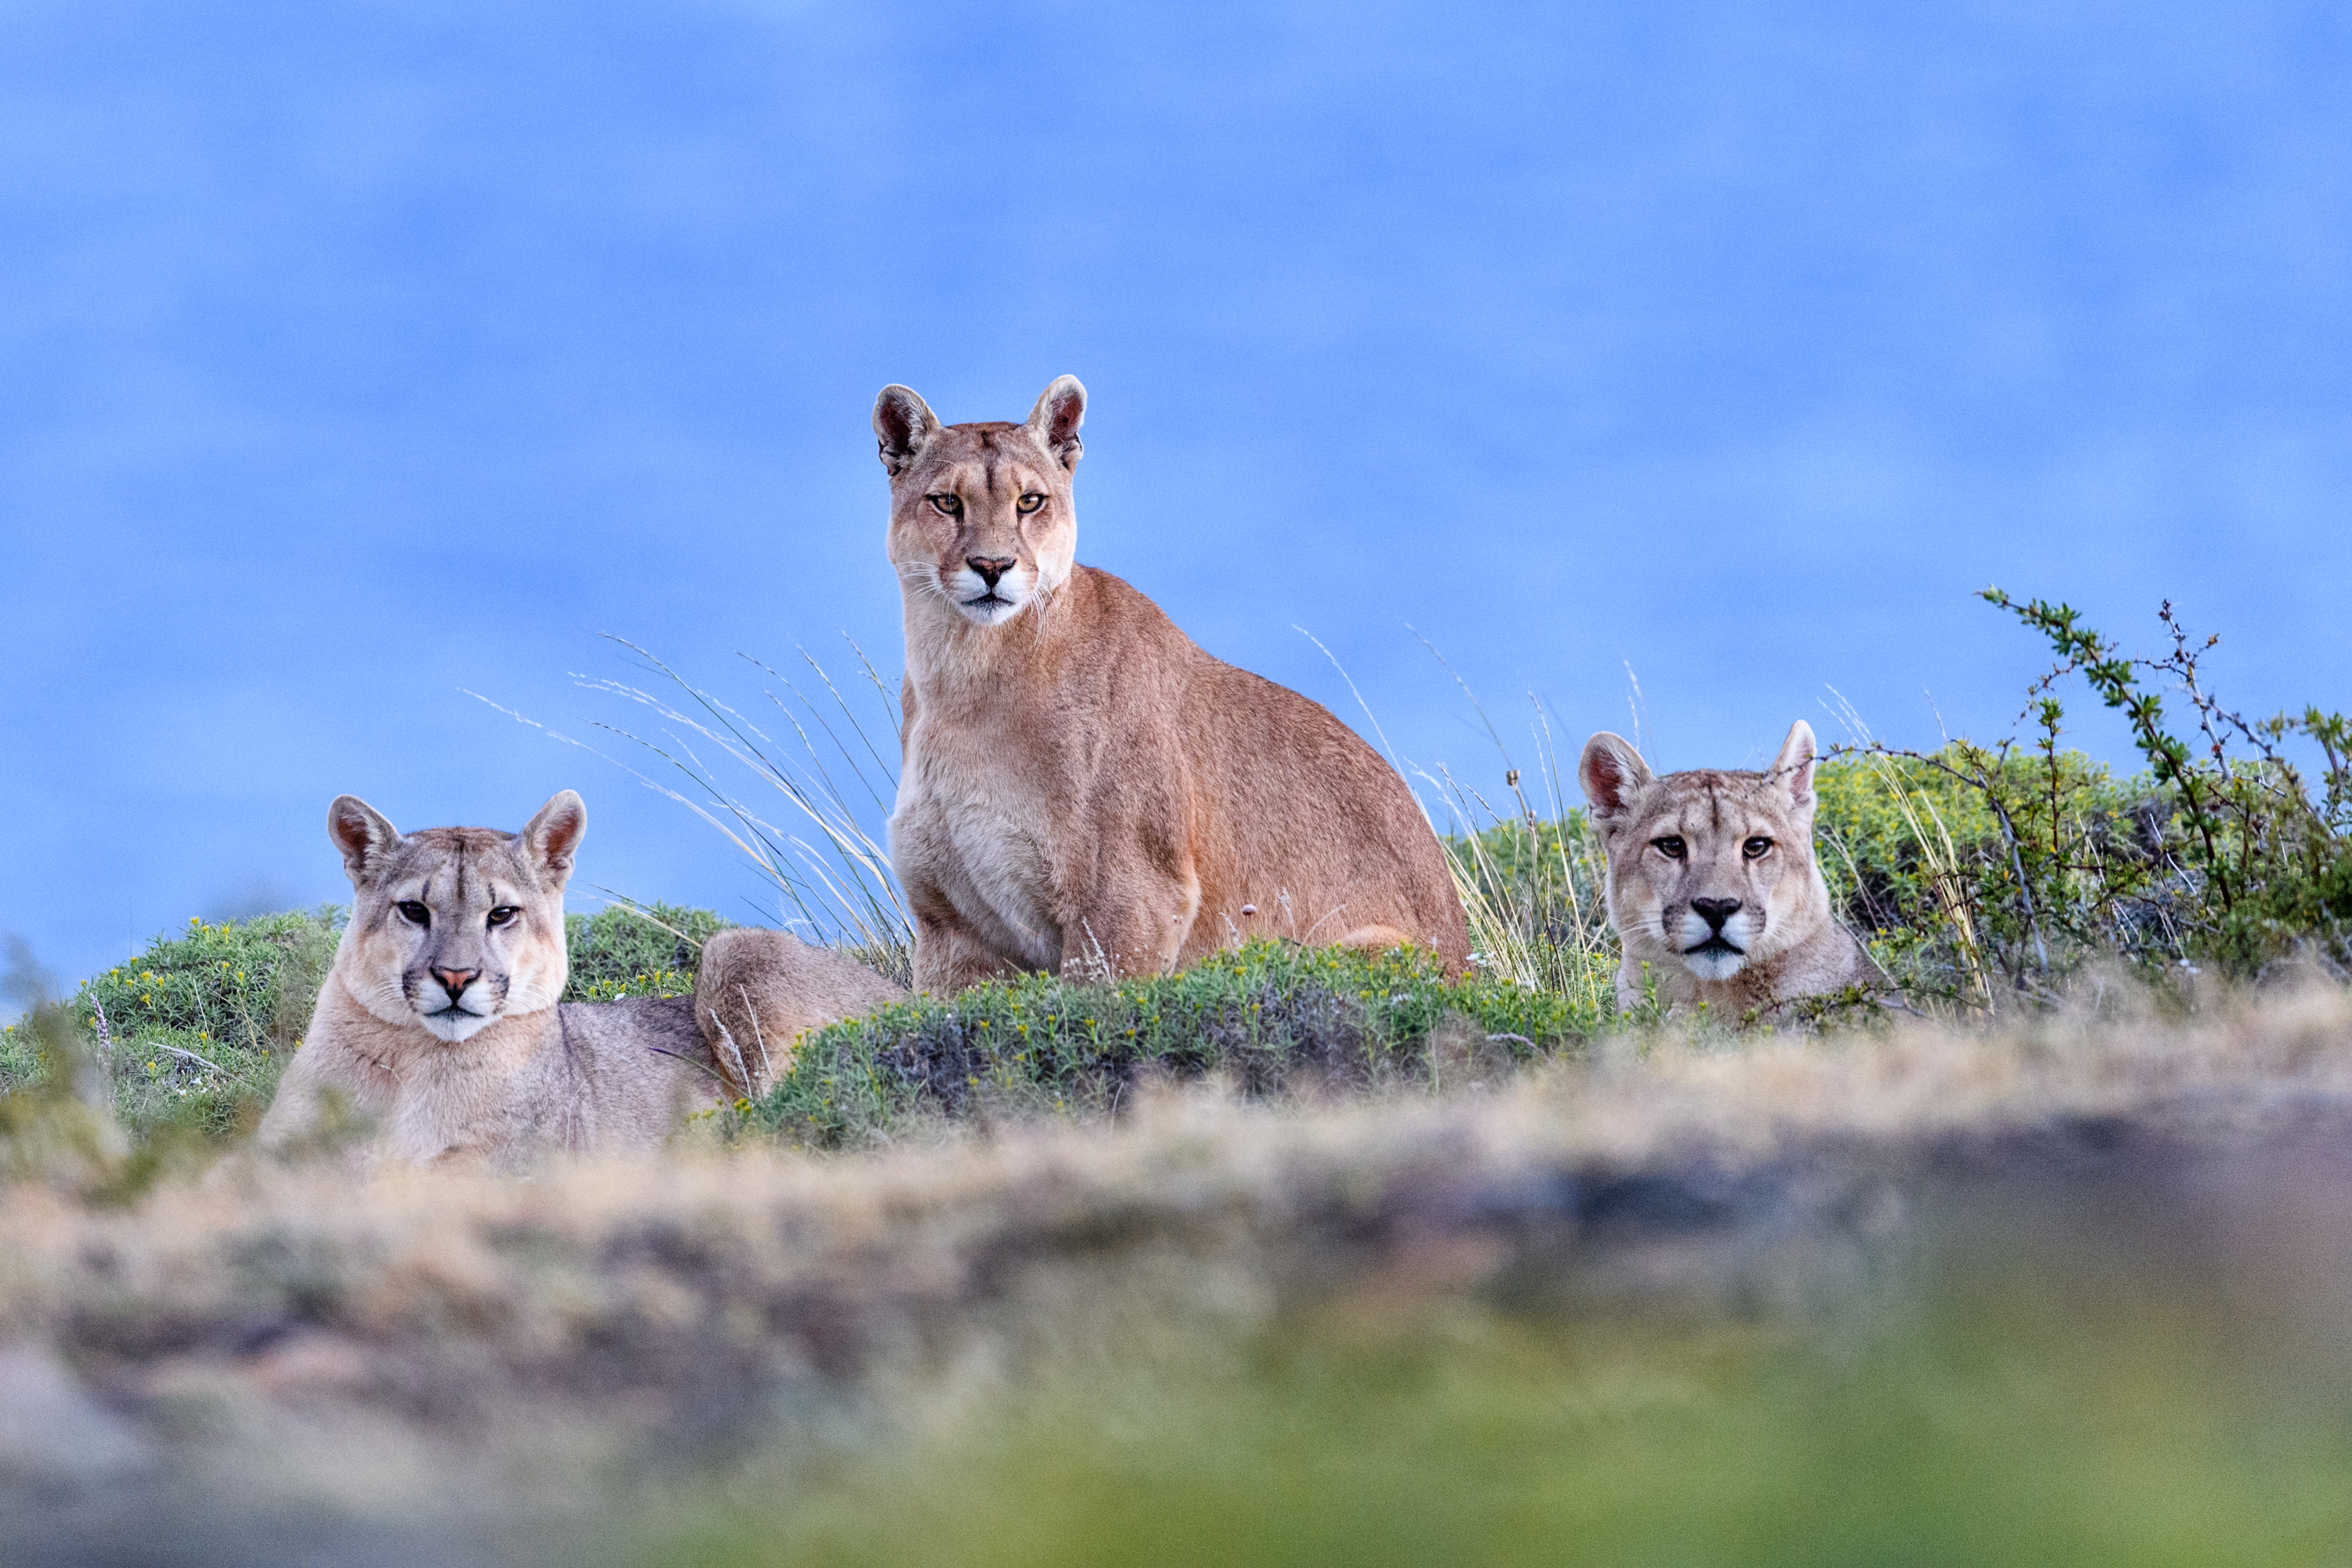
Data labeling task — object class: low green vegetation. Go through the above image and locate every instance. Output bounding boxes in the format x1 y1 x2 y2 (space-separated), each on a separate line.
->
1 908 342 1148
731 937 1613 1150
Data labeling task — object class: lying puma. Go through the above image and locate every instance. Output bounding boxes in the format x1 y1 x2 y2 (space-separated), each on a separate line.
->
873 375 1470 992
1578 721 1882 1018
256 791 904 1169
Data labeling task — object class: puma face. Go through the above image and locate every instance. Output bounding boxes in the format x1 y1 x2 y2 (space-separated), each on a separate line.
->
874 376 1085 628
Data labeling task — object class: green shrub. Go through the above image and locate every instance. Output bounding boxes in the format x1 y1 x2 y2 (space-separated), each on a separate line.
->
1809 746 2156 1005
1825 594 2352 1002
0 908 346 1144
733 938 1612 1151
563 901 731 1001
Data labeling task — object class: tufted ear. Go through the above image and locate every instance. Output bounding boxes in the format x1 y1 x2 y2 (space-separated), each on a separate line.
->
1025 375 1086 471
327 795 401 887
872 385 941 478
1769 721 1818 811
520 790 587 887
1577 731 1653 818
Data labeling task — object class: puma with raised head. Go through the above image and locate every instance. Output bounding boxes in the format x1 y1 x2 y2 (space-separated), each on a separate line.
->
874 375 1470 993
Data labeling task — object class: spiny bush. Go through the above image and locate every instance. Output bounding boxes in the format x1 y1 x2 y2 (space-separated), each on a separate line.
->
1829 593 2352 1004
1807 745 2153 1006
731 938 1613 1151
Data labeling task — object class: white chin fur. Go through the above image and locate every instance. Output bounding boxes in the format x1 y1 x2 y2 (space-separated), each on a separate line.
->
946 564 1041 627
419 1008 497 1042
348 971 509 1040
1679 949 1749 982
955 594 1028 627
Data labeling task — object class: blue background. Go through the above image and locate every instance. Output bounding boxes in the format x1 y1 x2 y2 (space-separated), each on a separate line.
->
5 0 2347 1000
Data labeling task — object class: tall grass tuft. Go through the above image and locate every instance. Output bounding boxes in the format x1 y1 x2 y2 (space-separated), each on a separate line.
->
1409 658 1615 1005
515 636 916 984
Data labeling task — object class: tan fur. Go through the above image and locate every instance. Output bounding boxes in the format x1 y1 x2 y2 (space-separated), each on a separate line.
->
257 794 900 1170
871 376 1470 992
693 929 909 1096
1578 721 1883 1018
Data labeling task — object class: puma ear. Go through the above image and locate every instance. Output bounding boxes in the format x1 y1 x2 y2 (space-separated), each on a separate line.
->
873 385 941 477
1578 731 1653 817
327 795 400 887
1025 375 1086 471
520 790 587 887
1770 720 1819 811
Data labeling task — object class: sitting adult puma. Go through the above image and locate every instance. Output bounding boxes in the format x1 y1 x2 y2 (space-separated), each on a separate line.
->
257 791 903 1168
1577 721 1882 1018
874 375 1470 992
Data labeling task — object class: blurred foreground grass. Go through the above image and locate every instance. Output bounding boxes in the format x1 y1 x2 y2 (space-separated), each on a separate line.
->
5 987 2352 1564
633 1285 2351 1567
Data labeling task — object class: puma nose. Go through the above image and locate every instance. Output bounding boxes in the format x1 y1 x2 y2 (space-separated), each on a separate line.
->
966 555 1017 587
429 965 479 1000
1690 898 1742 931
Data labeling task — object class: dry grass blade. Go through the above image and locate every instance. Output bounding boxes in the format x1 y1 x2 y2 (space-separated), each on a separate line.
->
1826 691 1994 1011
470 639 913 980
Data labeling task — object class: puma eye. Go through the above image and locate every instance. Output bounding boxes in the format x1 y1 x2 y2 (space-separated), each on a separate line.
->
1651 837 1686 861
395 901 431 927
486 905 520 928
1017 492 1046 514
1743 837 1773 860
927 493 963 517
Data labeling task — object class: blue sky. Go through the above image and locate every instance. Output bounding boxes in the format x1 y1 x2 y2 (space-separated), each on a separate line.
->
5 0 2347 997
